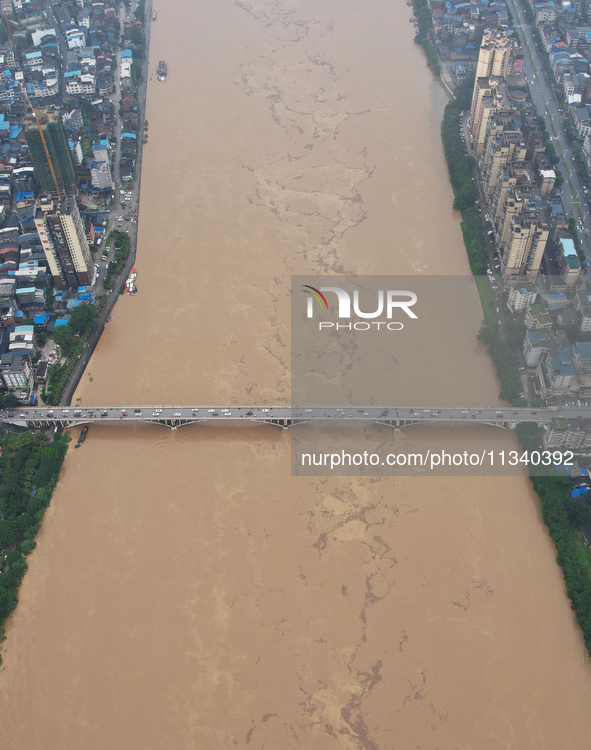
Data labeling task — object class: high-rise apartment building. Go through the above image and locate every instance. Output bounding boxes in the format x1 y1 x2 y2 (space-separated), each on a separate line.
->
475 29 514 79
501 202 549 277
24 106 77 196
471 82 502 157
482 130 527 195
470 31 514 156
34 197 93 288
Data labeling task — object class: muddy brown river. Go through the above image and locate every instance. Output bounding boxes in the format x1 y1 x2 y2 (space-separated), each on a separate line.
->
2 1 591 747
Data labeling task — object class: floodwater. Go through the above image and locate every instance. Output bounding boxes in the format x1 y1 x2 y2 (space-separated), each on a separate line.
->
2 0 591 747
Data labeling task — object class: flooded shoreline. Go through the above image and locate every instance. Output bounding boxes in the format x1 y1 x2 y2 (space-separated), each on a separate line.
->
1 1 591 747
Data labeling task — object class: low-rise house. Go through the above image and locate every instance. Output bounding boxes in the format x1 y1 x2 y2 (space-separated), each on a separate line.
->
35 359 48 384
526 302 553 329
542 293 568 310
8 324 34 351
573 342 591 374
556 307 579 327
575 288 591 311
543 418 591 450
0 351 32 389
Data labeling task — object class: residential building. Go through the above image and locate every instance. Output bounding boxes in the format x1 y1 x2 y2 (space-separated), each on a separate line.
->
573 342 591 374
572 106 591 138
537 346 575 396
508 285 537 312
9 324 35 352
524 330 555 366
62 108 84 134
526 302 553 329
558 236 580 285
581 308 591 331
501 208 549 277
475 29 514 79
35 360 48 385
34 197 93 288
0 351 32 389
575 288 591 311
65 73 96 95
90 160 112 189
543 419 591 450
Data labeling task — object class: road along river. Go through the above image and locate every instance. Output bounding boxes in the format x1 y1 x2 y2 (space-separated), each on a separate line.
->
2 1 591 748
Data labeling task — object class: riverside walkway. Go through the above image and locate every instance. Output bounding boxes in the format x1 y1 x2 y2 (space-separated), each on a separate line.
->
0 404 572 430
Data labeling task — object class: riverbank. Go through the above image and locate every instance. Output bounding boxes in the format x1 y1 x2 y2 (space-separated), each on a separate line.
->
0 431 70 664
418 14 591 659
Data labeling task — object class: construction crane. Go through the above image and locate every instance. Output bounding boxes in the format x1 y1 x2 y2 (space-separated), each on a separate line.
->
18 80 62 200
1 9 12 39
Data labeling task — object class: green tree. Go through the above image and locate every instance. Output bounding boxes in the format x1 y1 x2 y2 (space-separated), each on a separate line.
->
2 393 19 408
70 304 98 336
127 26 144 45
53 325 75 352
18 539 36 556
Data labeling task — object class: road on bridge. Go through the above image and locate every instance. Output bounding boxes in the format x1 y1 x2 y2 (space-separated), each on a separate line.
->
0 404 579 429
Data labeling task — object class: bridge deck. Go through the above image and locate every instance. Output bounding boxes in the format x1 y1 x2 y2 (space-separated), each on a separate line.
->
0 404 572 430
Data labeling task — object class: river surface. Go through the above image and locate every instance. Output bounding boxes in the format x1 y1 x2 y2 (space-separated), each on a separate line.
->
2 0 591 747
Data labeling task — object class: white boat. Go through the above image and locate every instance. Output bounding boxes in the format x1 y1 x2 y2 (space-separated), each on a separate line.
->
125 268 138 295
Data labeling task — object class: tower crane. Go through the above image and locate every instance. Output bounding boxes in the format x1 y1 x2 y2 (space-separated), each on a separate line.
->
1 9 12 39
18 80 62 200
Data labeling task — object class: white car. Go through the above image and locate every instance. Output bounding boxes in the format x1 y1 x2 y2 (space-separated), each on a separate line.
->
173 413 182 417
208 409 217 413
261 408 270 413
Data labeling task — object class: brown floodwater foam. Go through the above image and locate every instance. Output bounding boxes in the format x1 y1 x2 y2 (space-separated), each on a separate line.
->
1 0 591 747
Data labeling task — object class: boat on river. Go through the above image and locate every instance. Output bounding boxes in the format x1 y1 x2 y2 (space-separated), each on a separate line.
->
125 268 138 295
75 427 89 448
157 61 167 82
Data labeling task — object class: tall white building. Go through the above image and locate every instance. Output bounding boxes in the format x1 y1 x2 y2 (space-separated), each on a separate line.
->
34 197 93 288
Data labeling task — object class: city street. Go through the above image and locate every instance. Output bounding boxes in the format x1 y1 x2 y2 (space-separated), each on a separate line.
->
59 0 153 404
508 0 591 264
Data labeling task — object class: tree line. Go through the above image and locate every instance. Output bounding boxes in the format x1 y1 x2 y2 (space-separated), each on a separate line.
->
412 0 441 75
441 74 478 211
0 431 70 661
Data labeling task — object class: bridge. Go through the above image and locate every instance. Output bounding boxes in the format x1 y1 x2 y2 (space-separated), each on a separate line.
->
0 404 576 430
